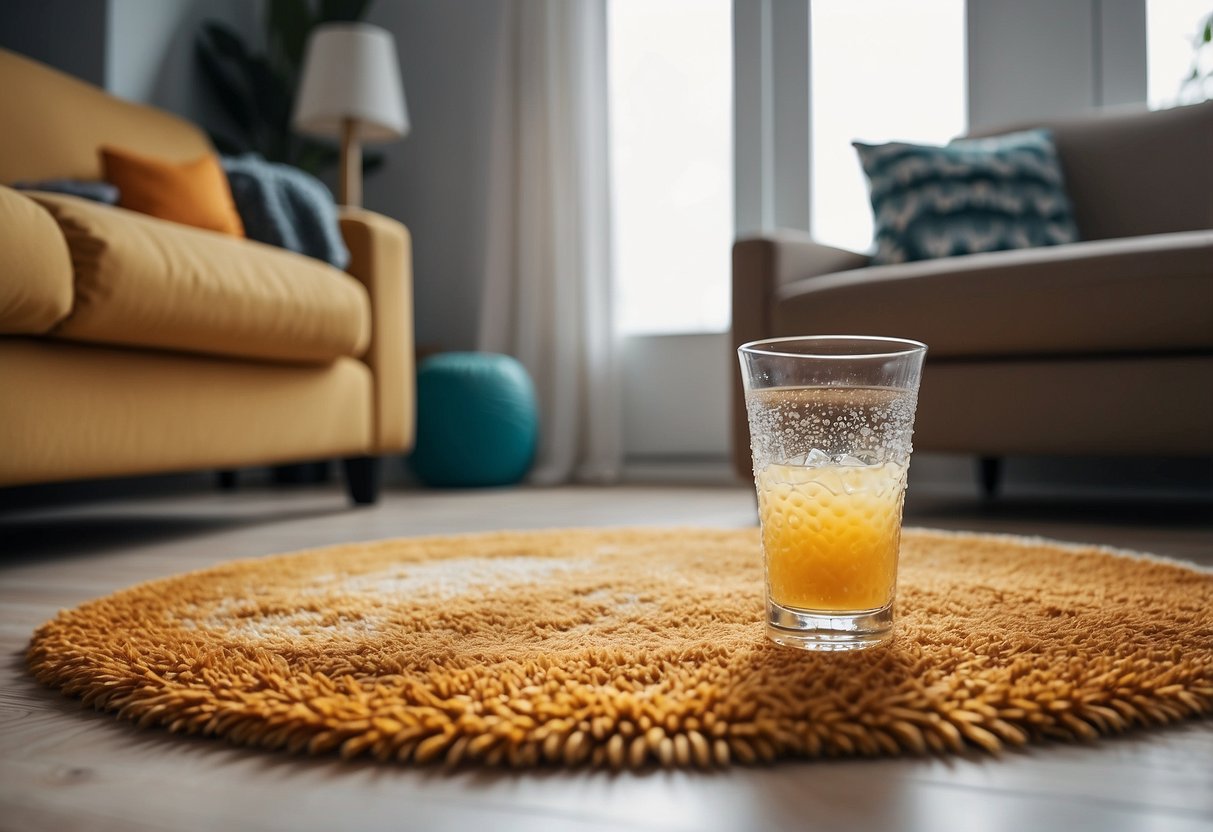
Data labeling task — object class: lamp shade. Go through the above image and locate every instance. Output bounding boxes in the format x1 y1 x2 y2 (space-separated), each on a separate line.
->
293 23 409 142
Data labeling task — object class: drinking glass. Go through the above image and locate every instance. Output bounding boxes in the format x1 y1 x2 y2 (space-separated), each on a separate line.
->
738 336 927 651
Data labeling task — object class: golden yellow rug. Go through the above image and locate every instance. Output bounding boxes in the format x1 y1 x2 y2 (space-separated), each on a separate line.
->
28 528 1213 769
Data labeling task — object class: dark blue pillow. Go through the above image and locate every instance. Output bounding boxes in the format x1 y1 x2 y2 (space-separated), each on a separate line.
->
13 179 120 204
854 129 1080 265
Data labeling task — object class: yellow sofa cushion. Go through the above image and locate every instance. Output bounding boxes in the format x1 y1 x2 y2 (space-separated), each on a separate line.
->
0 187 73 334
0 339 372 487
28 192 371 364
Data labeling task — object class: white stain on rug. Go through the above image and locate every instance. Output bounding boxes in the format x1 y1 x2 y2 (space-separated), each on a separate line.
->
333 555 593 600
173 555 601 644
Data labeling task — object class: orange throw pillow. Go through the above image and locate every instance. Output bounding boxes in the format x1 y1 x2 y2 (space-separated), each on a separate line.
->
100 146 245 237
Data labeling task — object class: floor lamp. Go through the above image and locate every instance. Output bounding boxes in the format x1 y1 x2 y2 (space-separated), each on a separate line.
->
293 23 409 207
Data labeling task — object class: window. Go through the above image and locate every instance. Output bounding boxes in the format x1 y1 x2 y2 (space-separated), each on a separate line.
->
809 0 967 253
608 0 734 335
1147 0 1212 109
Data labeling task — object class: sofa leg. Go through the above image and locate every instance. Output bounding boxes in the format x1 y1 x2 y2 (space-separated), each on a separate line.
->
977 456 1003 500
217 469 238 490
343 456 381 505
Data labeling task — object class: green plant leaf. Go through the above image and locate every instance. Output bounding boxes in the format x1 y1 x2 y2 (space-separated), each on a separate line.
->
319 0 373 23
209 132 250 156
266 0 314 74
194 31 256 140
244 56 295 149
202 21 251 61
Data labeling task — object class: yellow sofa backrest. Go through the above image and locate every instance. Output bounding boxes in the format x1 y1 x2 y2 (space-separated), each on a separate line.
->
0 49 213 184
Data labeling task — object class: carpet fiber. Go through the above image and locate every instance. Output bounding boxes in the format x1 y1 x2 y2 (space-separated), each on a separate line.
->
27 528 1213 769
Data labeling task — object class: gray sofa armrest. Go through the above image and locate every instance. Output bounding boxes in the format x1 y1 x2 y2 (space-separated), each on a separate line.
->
735 230 871 289
730 231 871 478
732 231 871 355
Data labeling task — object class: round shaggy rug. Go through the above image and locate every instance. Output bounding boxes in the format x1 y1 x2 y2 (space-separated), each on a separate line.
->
27 528 1213 769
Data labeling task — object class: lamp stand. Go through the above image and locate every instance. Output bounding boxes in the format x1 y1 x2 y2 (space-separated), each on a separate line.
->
339 117 362 208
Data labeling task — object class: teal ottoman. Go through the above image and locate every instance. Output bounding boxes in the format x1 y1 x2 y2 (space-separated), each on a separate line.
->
410 352 539 487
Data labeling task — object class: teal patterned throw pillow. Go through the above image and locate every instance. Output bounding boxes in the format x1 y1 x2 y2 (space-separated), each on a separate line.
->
854 129 1080 265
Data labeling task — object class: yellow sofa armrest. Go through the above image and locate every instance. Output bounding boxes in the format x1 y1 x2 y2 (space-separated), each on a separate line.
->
339 207 415 454
0 185 74 334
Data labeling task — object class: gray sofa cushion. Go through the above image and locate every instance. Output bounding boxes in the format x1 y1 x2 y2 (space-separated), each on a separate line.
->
773 230 1213 359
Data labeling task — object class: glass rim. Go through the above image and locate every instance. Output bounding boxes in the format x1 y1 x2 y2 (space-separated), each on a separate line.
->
738 335 927 360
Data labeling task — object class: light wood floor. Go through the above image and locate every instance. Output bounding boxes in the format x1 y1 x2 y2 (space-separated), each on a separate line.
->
1 482 1211 832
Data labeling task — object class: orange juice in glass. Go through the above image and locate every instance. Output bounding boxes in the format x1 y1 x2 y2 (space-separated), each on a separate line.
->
738 338 926 651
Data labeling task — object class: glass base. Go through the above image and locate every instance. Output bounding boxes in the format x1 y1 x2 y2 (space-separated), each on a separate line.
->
766 598 893 651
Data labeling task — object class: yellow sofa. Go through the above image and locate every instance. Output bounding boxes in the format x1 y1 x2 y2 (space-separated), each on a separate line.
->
0 50 414 503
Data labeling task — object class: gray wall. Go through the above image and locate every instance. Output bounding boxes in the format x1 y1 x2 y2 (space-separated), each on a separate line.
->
1 0 255 135
967 0 1097 130
363 0 506 353
106 0 258 135
967 0 1147 131
622 334 733 459
0 0 108 87
1098 0 1149 108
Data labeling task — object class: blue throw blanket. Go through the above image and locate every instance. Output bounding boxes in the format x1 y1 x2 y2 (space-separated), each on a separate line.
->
222 155 349 269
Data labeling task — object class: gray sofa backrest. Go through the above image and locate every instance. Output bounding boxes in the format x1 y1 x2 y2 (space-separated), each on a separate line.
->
970 101 1213 242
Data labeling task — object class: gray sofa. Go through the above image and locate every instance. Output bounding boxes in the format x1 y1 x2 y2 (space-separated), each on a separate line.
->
730 101 1213 484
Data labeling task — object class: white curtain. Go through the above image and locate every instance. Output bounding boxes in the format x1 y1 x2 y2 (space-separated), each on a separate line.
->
479 0 622 485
